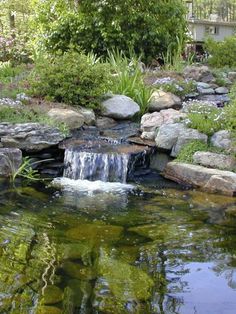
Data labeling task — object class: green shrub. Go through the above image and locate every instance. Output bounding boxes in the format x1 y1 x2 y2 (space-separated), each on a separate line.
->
183 101 226 136
205 36 236 68
224 99 236 139
34 0 187 62
108 50 153 115
176 140 209 163
30 51 113 109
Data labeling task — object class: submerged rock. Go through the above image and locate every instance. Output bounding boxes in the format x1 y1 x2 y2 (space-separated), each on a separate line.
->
163 161 236 196
93 250 154 313
63 261 96 281
42 285 63 305
66 223 123 244
36 306 62 314
0 123 65 151
101 95 140 119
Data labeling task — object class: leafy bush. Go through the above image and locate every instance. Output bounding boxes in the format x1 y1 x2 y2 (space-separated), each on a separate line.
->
30 51 113 109
0 33 31 64
108 51 153 115
183 100 226 136
205 36 236 68
176 140 209 163
35 0 187 62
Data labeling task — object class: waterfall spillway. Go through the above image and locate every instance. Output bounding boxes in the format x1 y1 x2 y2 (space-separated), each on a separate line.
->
63 149 130 183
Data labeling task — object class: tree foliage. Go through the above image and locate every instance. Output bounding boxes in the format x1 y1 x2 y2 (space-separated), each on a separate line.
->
33 0 187 61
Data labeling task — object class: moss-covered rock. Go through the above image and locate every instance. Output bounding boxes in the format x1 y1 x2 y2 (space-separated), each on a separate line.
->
42 286 63 305
36 306 62 314
63 261 96 281
99 250 153 301
66 223 123 245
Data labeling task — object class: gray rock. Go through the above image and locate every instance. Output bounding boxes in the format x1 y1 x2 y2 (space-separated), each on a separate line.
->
149 90 181 112
210 130 232 150
140 109 186 140
215 87 229 94
150 152 173 172
171 128 208 157
183 65 214 82
141 131 157 140
0 148 22 177
197 82 211 89
155 123 185 151
197 87 215 95
95 116 117 129
163 161 236 196
228 72 236 81
101 95 140 119
193 151 236 171
47 108 85 129
77 107 96 125
155 123 207 156
0 123 65 152
197 94 230 106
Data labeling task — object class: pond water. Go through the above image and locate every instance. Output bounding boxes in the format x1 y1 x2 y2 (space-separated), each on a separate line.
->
0 177 236 314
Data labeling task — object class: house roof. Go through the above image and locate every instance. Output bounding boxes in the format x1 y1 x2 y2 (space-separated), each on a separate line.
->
188 19 236 27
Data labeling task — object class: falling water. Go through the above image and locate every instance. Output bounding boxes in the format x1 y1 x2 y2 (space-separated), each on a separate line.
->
63 149 130 183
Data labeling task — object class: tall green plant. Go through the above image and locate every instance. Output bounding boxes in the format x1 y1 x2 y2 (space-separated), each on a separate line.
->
107 50 153 115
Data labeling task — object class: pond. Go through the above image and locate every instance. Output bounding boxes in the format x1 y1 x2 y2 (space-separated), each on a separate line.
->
0 177 236 314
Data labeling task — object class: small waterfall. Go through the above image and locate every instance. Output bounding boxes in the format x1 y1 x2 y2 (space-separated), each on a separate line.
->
63 149 130 183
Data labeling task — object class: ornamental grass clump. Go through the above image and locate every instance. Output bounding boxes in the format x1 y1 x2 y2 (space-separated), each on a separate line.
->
182 100 226 136
107 50 153 115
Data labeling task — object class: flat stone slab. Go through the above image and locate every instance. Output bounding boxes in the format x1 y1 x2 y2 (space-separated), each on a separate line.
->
163 161 236 196
0 123 66 152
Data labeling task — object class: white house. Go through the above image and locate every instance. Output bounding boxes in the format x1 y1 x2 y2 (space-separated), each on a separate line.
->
185 0 236 52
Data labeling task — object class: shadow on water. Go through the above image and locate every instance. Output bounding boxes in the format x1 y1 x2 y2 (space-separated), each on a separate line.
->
0 177 235 313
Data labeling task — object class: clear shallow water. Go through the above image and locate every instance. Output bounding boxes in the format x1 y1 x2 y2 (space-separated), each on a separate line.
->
0 178 236 314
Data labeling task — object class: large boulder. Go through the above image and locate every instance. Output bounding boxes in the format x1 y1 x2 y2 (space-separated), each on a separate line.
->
47 108 85 129
101 95 140 119
149 90 181 112
163 161 236 196
0 148 22 177
155 123 208 156
193 151 236 171
0 123 66 152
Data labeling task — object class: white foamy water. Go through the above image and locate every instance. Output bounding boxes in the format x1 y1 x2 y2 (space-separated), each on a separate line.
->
63 149 130 183
52 177 134 194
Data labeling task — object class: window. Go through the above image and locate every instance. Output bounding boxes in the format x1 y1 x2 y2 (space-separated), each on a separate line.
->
205 25 219 35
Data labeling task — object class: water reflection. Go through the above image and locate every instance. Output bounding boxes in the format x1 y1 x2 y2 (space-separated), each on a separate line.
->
0 180 235 313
